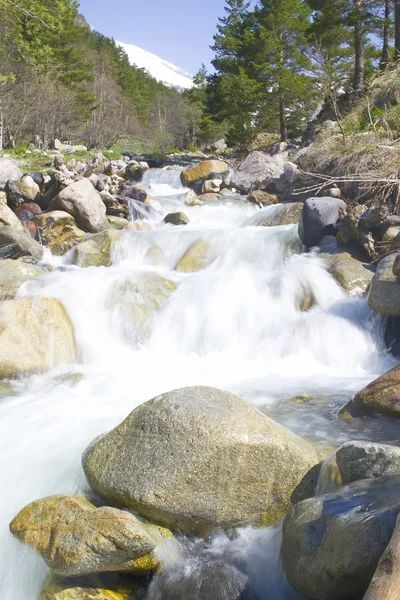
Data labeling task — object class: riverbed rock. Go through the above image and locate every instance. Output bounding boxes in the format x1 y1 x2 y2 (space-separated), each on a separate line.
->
369 254 400 315
16 175 40 202
299 197 347 248
35 211 86 256
282 474 400 600
364 513 400 600
83 386 318 533
50 179 107 233
336 441 400 485
163 212 189 226
340 365 400 419
107 216 128 230
0 203 25 231
40 574 140 600
175 239 210 273
0 258 45 299
322 252 374 296
257 203 303 227
0 226 44 260
198 193 222 201
10 495 170 577
203 179 222 193
248 190 279 205
181 160 230 194
105 272 176 343
0 297 77 379
0 158 22 188
5 179 24 210
231 151 297 194
185 190 203 206
73 230 120 268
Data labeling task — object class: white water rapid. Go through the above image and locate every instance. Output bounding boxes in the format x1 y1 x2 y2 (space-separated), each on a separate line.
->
0 168 397 599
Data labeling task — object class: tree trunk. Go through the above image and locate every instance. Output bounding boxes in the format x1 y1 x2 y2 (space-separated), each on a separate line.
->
279 97 287 142
395 0 400 61
353 0 365 93
380 0 390 70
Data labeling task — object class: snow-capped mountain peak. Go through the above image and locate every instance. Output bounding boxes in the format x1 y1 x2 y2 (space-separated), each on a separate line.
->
117 41 193 90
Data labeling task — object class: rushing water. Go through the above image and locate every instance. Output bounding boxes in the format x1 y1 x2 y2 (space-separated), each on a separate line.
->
0 168 398 599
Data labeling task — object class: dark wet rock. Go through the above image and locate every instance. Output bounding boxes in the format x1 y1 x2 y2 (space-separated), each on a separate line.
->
364 513 400 600
5 180 24 211
369 254 400 316
299 197 347 248
82 386 318 533
0 226 43 260
283 474 400 600
119 184 147 203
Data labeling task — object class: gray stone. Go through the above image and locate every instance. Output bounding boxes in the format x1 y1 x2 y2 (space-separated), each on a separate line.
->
0 204 24 231
369 254 400 316
322 252 374 296
257 203 303 227
231 151 297 194
0 226 43 260
0 258 45 299
49 178 107 233
336 441 400 485
0 158 22 189
283 474 400 600
83 386 318 533
299 197 347 248
163 212 189 226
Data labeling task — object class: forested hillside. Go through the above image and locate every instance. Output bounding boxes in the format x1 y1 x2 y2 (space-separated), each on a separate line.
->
0 0 200 151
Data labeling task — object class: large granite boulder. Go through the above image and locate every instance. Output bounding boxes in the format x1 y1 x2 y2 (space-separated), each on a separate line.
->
231 151 297 194
0 157 22 188
73 230 120 268
0 226 44 260
35 211 86 256
0 258 45 299
0 203 25 230
283 474 400 600
0 297 77 379
181 160 230 194
336 441 400 485
10 495 171 576
369 254 400 316
49 179 107 233
299 197 347 248
340 365 400 419
83 386 318 533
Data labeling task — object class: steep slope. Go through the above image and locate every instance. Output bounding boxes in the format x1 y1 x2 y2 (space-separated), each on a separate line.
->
117 41 193 90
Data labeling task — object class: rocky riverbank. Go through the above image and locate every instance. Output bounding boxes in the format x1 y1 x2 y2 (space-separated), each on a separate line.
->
2 145 400 600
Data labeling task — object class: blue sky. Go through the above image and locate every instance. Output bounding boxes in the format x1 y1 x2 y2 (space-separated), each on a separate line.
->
78 0 231 75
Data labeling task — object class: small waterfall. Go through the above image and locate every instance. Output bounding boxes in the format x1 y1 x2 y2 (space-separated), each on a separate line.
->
0 166 396 600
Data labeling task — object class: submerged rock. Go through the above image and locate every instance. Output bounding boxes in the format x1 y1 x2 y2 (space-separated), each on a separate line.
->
257 203 303 227
0 226 44 260
0 297 77 379
283 474 400 600
0 258 45 299
10 495 170 576
336 441 400 485
50 179 107 233
340 365 400 419
322 252 374 296
35 211 86 256
369 254 400 316
40 575 140 600
175 239 210 273
73 230 120 268
82 386 318 533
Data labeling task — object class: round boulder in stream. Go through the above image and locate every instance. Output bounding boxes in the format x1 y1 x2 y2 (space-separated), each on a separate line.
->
83 386 318 533
282 474 400 600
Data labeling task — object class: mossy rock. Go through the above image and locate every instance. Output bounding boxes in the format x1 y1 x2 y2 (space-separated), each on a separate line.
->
175 239 210 273
73 230 121 268
35 211 86 256
0 257 45 299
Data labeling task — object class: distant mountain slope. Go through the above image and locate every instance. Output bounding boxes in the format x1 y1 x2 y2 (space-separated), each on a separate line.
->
117 41 193 90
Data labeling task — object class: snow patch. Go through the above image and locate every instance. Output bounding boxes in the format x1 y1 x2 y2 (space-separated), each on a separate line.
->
117 41 193 90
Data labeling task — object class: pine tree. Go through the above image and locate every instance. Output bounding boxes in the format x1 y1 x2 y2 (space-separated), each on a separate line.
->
254 0 315 141
211 0 252 75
